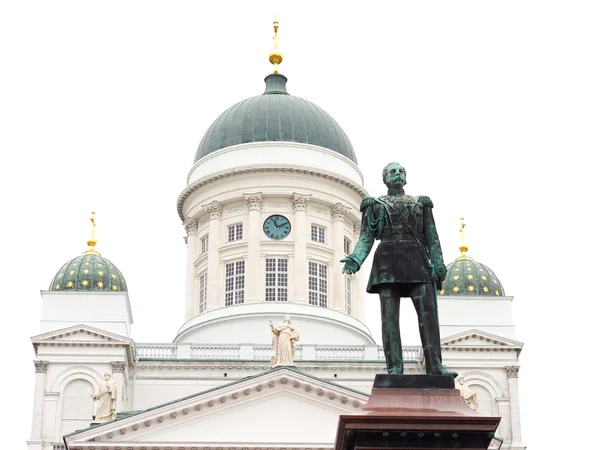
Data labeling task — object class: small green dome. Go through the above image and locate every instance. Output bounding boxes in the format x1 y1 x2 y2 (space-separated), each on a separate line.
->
49 253 127 292
438 257 505 297
194 74 356 163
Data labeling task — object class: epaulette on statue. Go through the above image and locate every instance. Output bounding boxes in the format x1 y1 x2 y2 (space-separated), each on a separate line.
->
360 197 378 211
418 196 434 208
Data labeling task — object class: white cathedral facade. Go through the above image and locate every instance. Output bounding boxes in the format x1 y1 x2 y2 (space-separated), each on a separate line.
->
27 57 526 450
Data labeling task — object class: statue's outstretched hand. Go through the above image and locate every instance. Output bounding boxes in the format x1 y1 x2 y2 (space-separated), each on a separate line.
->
340 257 359 274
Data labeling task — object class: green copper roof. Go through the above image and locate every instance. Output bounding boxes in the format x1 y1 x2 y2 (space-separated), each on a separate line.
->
438 258 505 297
49 254 127 292
194 73 357 163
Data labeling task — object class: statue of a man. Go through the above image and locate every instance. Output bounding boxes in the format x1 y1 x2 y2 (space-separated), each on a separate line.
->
341 162 456 377
270 316 299 367
90 372 117 422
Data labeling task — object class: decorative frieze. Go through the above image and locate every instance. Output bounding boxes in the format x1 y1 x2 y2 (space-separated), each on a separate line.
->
506 366 520 378
331 203 349 221
291 193 310 212
34 360 49 373
183 218 198 235
111 361 126 373
244 192 263 211
203 201 223 220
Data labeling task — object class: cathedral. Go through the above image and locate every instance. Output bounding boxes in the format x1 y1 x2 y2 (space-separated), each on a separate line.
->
28 23 525 450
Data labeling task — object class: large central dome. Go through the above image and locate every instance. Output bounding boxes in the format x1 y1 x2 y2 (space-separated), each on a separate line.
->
194 74 356 163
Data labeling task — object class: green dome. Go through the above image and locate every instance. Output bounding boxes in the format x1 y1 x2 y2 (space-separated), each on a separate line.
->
49 253 127 292
194 74 357 163
438 257 505 297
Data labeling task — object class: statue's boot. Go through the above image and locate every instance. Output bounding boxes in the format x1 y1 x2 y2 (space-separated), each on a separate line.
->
413 283 458 378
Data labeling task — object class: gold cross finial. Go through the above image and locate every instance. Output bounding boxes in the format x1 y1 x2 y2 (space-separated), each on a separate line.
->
457 217 470 260
84 212 100 255
269 20 283 73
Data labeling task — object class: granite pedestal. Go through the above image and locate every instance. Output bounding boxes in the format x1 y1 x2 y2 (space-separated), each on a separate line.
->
334 375 501 450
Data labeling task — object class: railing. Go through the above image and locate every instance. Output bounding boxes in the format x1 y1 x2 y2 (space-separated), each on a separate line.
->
136 343 423 362
316 345 365 360
136 344 178 359
191 344 240 359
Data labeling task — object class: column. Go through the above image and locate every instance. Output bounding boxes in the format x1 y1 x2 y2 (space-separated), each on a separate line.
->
29 360 48 444
496 397 511 444
506 366 524 447
111 361 126 412
331 203 348 312
244 193 263 303
205 201 223 310
183 217 199 321
291 193 310 303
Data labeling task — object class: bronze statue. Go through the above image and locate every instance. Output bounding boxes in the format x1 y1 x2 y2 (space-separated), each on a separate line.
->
342 162 456 377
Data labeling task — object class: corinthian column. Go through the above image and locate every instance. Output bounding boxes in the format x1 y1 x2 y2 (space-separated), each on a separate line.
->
204 201 223 310
29 360 48 443
244 193 263 302
183 217 199 321
506 365 524 447
291 193 310 303
331 203 349 311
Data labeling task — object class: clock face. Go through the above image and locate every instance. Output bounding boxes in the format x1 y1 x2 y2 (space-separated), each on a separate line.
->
263 214 291 240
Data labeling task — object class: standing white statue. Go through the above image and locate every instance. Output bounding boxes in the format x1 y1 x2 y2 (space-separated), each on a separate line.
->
456 375 479 411
90 372 117 422
270 316 299 367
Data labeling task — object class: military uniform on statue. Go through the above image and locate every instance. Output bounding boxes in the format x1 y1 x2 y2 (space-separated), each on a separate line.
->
336 163 501 450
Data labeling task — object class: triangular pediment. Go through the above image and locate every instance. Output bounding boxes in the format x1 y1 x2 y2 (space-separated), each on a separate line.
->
32 324 131 345
441 329 524 349
64 367 369 449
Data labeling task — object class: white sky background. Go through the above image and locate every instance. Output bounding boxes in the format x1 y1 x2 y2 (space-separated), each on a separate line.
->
1 0 598 448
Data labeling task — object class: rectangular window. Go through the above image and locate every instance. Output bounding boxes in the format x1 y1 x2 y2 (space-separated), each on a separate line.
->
265 258 288 302
311 224 325 243
198 270 208 313
225 260 245 306
200 234 209 254
227 224 243 242
308 261 328 307
345 275 352 314
344 236 351 255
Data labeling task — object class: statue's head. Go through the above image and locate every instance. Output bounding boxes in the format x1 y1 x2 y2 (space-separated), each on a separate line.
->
104 372 111 380
382 162 406 189
284 315 291 323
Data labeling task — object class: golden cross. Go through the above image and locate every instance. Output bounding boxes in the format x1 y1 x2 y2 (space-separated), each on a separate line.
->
90 212 96 239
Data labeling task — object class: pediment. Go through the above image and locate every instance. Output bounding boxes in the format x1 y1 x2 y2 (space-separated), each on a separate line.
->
64 367 368 449
32 324 131 345
441 329 524 349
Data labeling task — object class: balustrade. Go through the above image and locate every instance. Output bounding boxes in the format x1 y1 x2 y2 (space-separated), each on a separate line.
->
191 344 240 359
136 344 178 359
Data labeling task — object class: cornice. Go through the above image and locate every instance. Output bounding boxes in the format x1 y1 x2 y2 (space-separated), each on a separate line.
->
178 166 368 222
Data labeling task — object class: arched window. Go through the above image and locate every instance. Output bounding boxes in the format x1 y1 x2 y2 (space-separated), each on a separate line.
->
61 379 94 435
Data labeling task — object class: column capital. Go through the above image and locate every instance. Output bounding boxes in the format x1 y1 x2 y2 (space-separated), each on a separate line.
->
111 361 126 373
203 200 223 220
244 192 263 211
506 365 520 378
331 202 349 221
34 360 49 373
291 193 311 212
183 217 199 235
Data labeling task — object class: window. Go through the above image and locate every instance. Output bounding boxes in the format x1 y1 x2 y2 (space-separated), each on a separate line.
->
265 258 288 301
344 236 351 255
228 224 243 242
311 224 325 243
200 234 209 254
308 261 328 307
198 270 208 313
345 275 352 314
225 261 245 306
